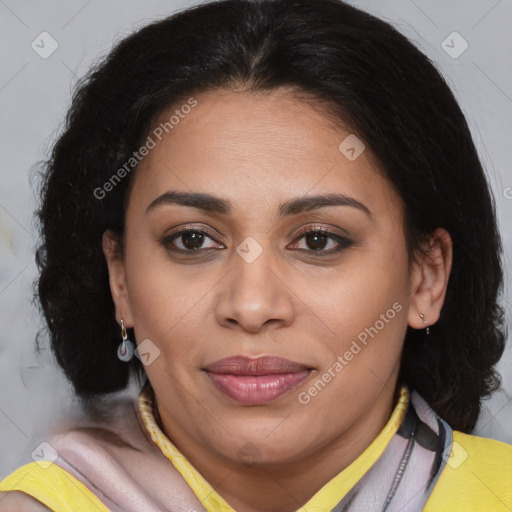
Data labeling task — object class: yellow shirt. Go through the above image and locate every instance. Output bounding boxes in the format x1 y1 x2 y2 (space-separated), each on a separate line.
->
1 385 511 511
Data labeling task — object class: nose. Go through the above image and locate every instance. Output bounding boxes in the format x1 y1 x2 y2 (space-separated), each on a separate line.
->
215 242 295 333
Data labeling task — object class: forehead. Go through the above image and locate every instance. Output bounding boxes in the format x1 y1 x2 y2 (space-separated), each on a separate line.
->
128 87 402 221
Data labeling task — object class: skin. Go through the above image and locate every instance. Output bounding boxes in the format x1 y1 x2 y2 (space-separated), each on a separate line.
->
102 87 453 512
0 491 52 510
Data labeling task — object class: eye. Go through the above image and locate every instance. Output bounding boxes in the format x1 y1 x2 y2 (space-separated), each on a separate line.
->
289 226 353 255
160 227 224 253
160 224 353 256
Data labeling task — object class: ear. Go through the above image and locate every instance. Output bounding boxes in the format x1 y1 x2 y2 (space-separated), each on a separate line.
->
407 228 453 331
102 230 134 327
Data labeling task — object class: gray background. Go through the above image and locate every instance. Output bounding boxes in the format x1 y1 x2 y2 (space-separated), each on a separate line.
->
0 0 511 479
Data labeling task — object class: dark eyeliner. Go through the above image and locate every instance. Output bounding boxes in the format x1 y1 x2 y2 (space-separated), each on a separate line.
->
159 226 223 254
291 226 354 255
159 225 353 256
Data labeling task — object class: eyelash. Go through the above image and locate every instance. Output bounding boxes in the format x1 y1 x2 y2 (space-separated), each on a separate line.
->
160 224 353 256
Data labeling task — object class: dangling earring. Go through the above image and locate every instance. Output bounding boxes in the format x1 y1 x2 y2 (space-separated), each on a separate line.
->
117 318 134 362
419 313 430 335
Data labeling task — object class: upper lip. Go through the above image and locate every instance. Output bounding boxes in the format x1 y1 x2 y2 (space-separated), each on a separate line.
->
204 355 311 375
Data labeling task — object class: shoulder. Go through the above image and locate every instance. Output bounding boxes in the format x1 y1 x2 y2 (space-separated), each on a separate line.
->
0 491 52 511
424 431 512 511
1 394 205 511
0 462 109 512
0 397 142 512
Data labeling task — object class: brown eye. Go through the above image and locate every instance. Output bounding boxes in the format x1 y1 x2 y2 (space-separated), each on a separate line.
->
161 228 224 253
180 231 206 250
290 227 353 255
304 231 329 250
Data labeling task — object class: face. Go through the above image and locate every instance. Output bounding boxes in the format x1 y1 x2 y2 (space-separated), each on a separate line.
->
104 87 451 467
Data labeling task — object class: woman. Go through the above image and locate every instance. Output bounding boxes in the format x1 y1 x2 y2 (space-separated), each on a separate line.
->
1 0 511 510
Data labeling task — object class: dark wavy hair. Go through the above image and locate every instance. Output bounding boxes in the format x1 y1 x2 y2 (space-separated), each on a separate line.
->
35 0 507 432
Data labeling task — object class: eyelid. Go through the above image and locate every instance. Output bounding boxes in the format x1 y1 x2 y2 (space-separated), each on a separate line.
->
160 223 353 254
288 224 353 253
292 223 351 239
159 224 225 254
164 223 225 243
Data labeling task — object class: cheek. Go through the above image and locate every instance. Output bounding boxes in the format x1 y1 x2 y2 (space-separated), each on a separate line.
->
122 238 218 371
122 237 185 343
307 239 410 382
315 247 408 334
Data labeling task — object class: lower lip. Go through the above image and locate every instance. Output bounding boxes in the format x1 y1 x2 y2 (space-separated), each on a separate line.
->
205 370 312 405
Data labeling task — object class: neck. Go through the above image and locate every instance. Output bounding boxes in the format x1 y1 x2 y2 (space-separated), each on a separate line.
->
154 382 402 512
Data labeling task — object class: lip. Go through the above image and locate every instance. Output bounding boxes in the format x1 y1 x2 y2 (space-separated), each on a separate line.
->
203 355 312 405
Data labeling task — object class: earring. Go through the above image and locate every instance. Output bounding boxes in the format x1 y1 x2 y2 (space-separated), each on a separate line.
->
117 318 134 362
418 313 430 335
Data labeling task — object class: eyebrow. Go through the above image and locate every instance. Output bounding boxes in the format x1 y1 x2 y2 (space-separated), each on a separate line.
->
146 190 372 218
